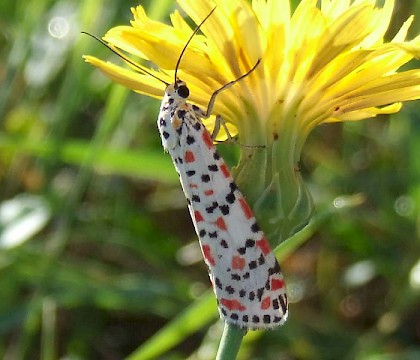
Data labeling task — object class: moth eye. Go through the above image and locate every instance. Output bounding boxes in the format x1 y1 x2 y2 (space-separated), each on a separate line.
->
177 85 190 98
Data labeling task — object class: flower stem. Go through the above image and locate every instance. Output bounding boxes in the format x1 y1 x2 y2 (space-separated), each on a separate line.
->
216 323 246 360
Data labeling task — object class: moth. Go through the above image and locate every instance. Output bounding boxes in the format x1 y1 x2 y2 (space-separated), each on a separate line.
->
84 7 288 330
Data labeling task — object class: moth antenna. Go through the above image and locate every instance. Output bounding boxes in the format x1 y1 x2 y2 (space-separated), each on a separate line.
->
174 7 217 84
82 31 169 86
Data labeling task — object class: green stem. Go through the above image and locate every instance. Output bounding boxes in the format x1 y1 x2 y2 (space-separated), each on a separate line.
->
216 323 246 360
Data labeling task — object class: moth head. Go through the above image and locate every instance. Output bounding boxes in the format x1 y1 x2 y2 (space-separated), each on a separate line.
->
173 79 190 99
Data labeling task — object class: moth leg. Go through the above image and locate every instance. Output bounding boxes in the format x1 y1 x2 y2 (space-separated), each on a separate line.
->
199 60 261 146
212 115 265 149
211 115 233 142
204 59 261 118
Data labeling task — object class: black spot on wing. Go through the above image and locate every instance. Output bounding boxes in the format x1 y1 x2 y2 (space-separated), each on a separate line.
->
245 239 255 248
229 182 238 192
263 315 271 324
226 192 235 204
177 109 186 119
206 202 218 214
186 135 195 144
199 229 206 237
193 122 201 131
251 222 260 233
225 286 235 294
219 205 230 215
220 239 228 248
249 260 257 269
201 174 211 182
231 274 241 281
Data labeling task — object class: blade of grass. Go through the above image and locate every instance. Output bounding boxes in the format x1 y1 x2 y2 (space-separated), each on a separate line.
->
273 194 366 260
40 298 56 360
126 290 217 360
0 135 177 183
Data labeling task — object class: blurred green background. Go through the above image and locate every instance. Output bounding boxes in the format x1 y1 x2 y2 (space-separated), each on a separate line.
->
0 0 419 359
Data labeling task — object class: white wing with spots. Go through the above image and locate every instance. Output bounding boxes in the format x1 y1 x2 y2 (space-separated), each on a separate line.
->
157 95 288 329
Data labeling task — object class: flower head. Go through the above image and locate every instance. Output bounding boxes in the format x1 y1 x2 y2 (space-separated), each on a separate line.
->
84 0 420 240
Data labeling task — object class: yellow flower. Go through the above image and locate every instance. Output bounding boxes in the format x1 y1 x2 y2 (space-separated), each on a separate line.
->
84 0 420 240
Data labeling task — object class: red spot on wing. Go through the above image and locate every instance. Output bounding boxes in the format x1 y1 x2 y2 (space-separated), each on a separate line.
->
202 244 215 266
256 236 271 256
194 211 204 222
261 296 271 310
219 163 231 178
215 217 227 231
202 131 213 149
220 298 246 311
239 197 253 219
204 189 214 196
271 278 285 291
231 256 246 270
185 150 195 163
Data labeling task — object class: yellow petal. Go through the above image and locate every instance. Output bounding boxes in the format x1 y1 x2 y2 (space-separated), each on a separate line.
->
83 55 164 98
